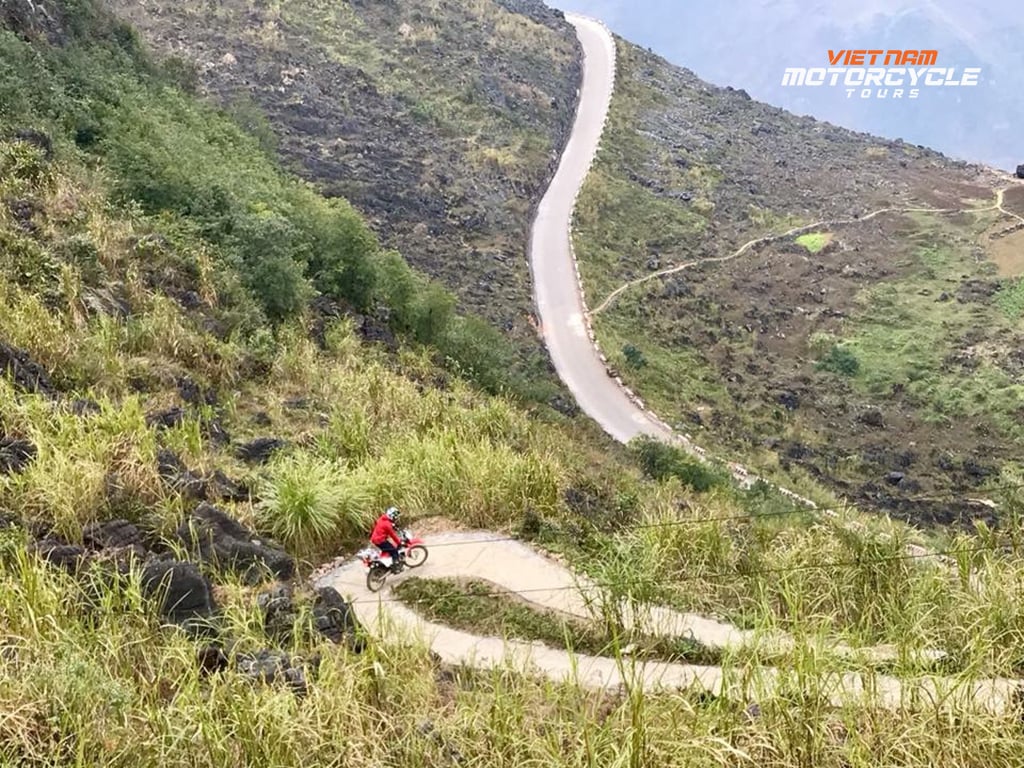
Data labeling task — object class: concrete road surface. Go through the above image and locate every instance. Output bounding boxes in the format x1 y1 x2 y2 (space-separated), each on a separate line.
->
530 14 674 445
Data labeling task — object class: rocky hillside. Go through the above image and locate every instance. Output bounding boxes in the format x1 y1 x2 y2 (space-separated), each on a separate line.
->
574 40 1024 526
559 0 1023 171
103 0 581 367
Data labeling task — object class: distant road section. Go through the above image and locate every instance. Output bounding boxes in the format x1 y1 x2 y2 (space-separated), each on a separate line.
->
530 14 674 445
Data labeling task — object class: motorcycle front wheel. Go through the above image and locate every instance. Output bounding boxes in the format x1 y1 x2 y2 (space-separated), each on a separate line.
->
366 565 388 592
404 545 428 568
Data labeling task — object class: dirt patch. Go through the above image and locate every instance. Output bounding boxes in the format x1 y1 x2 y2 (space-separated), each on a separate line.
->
1002 185 1024 217
986 227 1024 277
906 175 995 210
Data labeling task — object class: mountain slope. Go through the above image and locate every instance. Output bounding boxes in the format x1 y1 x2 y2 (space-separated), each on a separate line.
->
573 38 1024 525
6 3 1024 766
103 0 582 370
556 0 1024 171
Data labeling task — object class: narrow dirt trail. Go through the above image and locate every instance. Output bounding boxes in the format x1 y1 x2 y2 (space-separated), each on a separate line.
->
591 194 1015 316
996 187 1024 224
316 532 1019 713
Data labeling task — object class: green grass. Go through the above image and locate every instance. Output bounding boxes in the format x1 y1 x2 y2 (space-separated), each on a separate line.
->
4 550 1024 768
996 277 1024 319
795 232 833 253
573 170 708 300
830 240 1024 439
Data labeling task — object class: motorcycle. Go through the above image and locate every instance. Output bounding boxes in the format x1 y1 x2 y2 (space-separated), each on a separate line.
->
358 529 429 592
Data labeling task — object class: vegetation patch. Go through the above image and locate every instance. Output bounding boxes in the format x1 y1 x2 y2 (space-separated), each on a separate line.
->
394 576 720 665
995 277 1024 319
795 232 833 253
630 436 730 492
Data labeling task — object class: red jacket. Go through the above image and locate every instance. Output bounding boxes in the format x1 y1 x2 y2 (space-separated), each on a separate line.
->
370 514 400 546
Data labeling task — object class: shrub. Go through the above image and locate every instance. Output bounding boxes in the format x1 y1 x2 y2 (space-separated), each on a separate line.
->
622 343 647 369
440 315 515 394
629 436 729 492
816 344 860 377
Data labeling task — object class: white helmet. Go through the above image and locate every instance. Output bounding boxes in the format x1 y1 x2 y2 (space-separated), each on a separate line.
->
385 506 400 522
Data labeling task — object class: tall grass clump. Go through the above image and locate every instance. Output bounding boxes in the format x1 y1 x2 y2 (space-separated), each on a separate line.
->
257 452 373 555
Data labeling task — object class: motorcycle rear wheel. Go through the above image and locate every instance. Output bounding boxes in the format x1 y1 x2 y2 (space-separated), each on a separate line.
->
404 545 428 568
366 565 388 592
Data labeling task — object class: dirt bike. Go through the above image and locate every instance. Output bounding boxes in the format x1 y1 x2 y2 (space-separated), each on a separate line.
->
359 529 428 592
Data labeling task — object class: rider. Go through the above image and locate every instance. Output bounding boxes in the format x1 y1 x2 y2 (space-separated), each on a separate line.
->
370 506 404 572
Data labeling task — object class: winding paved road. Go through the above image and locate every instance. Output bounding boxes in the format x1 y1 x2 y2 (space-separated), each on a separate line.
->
529 14 674 445
317 532 1016 712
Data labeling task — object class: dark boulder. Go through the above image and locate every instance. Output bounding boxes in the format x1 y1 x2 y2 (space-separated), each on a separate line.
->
257 582 297 640
177 376 216 407
312 586 365 651
885 471 906 486
196 645 230 675
157 449 207 500
236 437 287 464
0 437 36 474
548 394 579 417
784 442 813 460
353 313 399 352
81 519 149 560
963 458 995 481
140 560 218 623
206 470 250 504
175 503 294 584
776 391 800 411
70 398 102 417
30 538 89 574
156 450 249 503
0 342 55 396
257 583 365 651
858 409 885 428
201 418 231 446
235 648 310 696
146 407 187 430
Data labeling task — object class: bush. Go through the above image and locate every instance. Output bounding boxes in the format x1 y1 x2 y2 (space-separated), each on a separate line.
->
816 344 860 377
440 315 515 394
629 436 729 492
373 249 419 332
245 252 313 325
622 343 646 369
